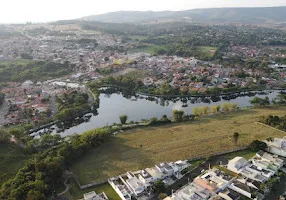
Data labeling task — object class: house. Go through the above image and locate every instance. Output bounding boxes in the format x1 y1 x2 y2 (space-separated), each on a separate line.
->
165 182 219 200
81 191 108 200
125 172 145 197
228 179 261 200
227 157 272 183
138 169 155 187
108 177 132 200
21 80 34 88
218 188 240 200
155 162 174 176
265 137 286 157
255 150 284 168
251 156 279 174
193 169 233 194
227 157 247 174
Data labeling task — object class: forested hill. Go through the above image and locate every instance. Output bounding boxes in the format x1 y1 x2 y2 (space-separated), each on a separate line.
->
80 6 286 24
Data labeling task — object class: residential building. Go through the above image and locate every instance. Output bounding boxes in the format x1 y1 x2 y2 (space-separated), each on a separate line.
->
125 172 145 197
265 138 286 157
81 191 108 200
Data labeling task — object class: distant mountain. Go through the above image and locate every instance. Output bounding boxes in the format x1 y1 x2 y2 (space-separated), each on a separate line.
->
80 7 286 24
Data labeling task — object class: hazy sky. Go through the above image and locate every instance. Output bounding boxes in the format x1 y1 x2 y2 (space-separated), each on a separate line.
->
1 0 286 23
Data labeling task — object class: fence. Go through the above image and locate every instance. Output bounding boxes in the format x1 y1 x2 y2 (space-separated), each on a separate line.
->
187 146 248 162
75 146 249 190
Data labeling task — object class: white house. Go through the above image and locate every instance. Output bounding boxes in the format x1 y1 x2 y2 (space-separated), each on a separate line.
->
21 80 34 88
227 157 247 174
255 151 284 168
82 191 108 200
227 157 273 183
155 162 174 176
108 177 132 200
265 138 286 157
125 172 145 197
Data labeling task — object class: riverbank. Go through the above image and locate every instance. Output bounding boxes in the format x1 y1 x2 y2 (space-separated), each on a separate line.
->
32 89 282 136
98 84 286 98
70 106 286 185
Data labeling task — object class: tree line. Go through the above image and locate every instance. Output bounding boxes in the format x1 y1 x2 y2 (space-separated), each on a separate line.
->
192 103 237 116
54 91 90 122
0 126 116 200
0 60 74 83
259 115 286 131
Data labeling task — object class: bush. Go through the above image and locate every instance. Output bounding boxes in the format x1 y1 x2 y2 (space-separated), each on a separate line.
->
158 193 168 200
172 110 184 122
119 115 128 124
249 140 267 151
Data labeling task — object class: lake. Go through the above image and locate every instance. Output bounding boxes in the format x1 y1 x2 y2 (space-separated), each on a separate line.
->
50 89 282 137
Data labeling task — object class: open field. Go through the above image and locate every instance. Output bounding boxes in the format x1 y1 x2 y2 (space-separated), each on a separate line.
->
71 106 286 184
63 181 120 200
0 143 28 185
198 46 218 58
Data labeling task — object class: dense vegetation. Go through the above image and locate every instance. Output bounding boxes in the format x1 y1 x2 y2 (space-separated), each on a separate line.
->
250 97 270 106
0 92 4 106
89 73 265 97
0 143 28 186
0 127 114 200
54 91 90 121
0 60 74 83
260 115 286 131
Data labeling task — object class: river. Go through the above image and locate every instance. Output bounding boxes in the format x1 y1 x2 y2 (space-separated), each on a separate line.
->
40 89 283 137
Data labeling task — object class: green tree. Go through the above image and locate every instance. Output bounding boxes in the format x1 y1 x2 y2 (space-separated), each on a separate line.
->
0 129 10 143
26 190 45 200
153 180 165 193
249 140 267 151
119 115 128 124
233 132 239 146
250 97 270 106
172 110 184 122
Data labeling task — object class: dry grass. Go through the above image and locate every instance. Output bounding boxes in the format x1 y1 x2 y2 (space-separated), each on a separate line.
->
71 106 286 184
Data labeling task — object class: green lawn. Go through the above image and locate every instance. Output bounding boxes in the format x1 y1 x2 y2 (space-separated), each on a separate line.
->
70 106 286 185
63 180 120 200
223 149 256 160
0 143 28 186
198 46 218 59
215 166 237 177
129 44 160 54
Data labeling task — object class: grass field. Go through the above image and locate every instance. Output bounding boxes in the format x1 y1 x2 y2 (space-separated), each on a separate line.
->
64 181 120 200
0 143 28 185
198 46 218 58
71 106 286 185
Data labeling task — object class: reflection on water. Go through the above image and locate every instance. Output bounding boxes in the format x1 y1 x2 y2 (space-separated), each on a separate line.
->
47 89 280 137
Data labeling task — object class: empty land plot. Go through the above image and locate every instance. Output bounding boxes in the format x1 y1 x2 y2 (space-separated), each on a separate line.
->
71 106 286 184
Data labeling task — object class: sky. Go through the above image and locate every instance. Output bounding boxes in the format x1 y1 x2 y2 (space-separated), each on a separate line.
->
1 0 286 23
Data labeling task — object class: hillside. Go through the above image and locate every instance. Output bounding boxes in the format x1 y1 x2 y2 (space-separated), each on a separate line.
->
80 6 286 24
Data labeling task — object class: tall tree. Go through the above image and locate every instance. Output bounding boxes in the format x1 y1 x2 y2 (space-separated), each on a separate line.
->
233 132 240 146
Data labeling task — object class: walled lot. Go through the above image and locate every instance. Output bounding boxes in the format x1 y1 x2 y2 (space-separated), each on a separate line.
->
71 106 286 184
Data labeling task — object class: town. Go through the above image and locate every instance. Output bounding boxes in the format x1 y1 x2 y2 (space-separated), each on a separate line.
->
1 4 286 200
1 23 286 126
